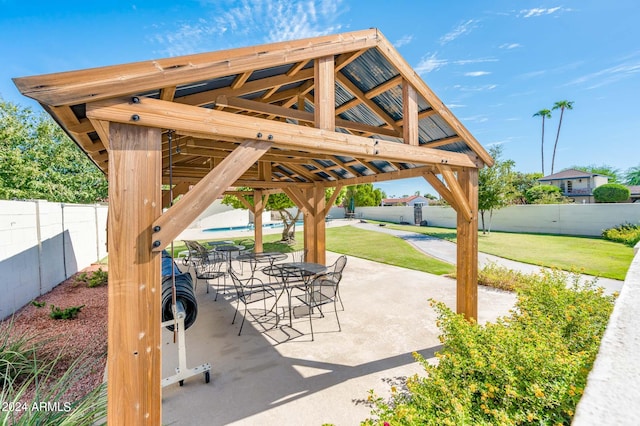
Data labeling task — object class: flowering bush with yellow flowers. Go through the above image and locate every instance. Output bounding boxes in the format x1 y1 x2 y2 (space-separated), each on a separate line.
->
362 270 616 425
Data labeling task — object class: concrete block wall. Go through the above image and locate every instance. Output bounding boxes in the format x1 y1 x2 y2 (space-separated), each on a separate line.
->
354 204 640 236
0 200 107 319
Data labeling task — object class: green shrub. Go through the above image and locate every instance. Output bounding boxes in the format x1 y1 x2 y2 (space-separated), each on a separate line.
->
49 305 85 320
363 270 615 425
593 183 630 203
478 262 527 291
525 185 566 204
602 223 640 247
75 268 108 288
31 300 46 308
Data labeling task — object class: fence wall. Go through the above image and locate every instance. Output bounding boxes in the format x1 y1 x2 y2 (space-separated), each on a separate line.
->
355 204 640 236
0 200 108 319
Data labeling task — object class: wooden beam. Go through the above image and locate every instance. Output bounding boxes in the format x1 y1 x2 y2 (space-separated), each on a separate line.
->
254 190 265 252
335 48 368 71
336 73 402 133
160 86 176 101
178 68 314 108
16 28 380 106
286 59 310 77
88 118 111 150
215 95 399 137
150 140 271 251
283 187 313 214
325 184 343 216
236 194 253 211
106 123 162 424
375 35 494 167
319 165 436 187
162 182 190 208
366 75 402 99
423 171 457 208
423 135 462 149
402 80 419 146
314 56 335 130
456 168 479 320
231 71 252 89
85 97 479 168
438 165 472 221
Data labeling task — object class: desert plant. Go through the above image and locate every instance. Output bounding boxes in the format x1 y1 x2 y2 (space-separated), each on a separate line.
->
593 183 630 203
363 270 615 425
0 320 39 384
31 300 46 308
1 349 106 425
49 305 85 320
602 223 640 247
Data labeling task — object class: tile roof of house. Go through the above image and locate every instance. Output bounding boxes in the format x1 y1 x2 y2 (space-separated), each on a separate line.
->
628 185 640 195
538 168 605 181
382 195 422 204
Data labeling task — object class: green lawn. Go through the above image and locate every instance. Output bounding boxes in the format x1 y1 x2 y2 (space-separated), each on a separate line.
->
375 222 634 280
173 227 454 276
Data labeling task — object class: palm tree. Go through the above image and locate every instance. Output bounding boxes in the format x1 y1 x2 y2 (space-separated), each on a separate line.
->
625 164 640 185
550 100 574 174
533 109 552 175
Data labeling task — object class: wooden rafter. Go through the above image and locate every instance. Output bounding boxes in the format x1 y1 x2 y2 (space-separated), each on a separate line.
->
438 165 472 221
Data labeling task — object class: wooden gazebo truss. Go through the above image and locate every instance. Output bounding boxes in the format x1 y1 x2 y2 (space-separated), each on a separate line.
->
14 28 493 424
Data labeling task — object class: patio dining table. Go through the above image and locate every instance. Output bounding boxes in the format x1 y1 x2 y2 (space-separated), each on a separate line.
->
236 251 288 276
263 261 328 328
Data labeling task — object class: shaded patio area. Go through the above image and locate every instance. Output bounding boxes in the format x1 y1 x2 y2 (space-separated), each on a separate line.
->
161 253 516 425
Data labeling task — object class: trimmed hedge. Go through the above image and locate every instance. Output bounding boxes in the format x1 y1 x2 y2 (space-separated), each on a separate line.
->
363 270 615 425
593 183 630 203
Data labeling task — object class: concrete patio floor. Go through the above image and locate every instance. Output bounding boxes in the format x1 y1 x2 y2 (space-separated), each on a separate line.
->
161 252 517 425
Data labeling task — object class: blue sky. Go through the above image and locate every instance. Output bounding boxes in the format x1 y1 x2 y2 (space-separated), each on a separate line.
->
2 0 639 198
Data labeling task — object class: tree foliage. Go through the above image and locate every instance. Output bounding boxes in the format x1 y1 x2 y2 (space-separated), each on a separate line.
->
525 184 567 204
478 145 515 234
505 172 543 205
570 164 620 183
593 183 630 203
0 99 107 203
343 184 384 211
221 187 345 242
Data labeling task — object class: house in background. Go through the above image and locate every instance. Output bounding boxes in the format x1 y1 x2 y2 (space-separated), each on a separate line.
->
381 195 431 206
629 186 640 203
538 169 609 204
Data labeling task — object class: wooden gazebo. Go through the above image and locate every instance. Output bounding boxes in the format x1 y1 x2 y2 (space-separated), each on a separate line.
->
14 28 492 424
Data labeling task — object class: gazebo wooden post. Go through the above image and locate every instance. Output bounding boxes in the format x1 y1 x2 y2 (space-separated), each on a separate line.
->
455 168 479 320
107 123 162 424
302 185 327 264
253 189 264 252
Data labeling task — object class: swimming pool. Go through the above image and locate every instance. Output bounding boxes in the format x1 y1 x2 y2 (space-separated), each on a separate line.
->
203 221 303 233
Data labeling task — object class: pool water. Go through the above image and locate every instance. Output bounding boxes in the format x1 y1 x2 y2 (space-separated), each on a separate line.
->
204 221 303 233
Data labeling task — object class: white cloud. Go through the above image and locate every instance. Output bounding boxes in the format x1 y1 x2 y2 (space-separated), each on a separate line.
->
456 84 498 92
439 19 479 45
462 115 489 123
446 103 467 109
566 59 640 89
465 71 491 77
149 0 346 56
519 7 565 18
415 53 448 74
453 58 498 66
499 43 521 49
394 34 413 48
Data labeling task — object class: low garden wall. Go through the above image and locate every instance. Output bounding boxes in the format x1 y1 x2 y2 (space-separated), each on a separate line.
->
355 203 640 236
0 200 107 320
